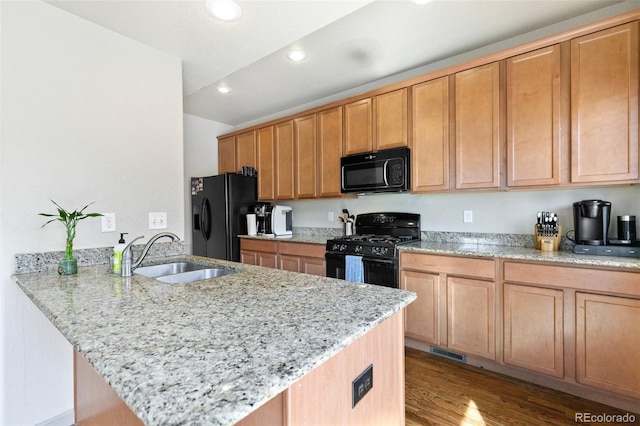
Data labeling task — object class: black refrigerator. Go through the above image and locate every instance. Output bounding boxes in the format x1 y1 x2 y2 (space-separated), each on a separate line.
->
191 173 257 262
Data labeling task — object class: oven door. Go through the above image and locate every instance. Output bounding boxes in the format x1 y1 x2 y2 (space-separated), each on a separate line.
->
362 257 398 288
325 252 345 280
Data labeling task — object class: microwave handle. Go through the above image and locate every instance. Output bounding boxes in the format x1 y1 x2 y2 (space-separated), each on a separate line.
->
383 160 389 186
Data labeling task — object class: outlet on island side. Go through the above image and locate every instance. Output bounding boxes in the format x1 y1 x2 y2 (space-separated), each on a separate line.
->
352 364 373 408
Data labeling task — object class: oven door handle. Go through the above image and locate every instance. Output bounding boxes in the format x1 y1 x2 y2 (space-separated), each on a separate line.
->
361 257 395 265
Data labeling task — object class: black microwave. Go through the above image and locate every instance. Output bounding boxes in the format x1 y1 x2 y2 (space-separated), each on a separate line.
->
341 147 410 194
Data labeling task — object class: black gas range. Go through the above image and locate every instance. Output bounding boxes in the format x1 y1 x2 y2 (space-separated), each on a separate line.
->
325 212 421 288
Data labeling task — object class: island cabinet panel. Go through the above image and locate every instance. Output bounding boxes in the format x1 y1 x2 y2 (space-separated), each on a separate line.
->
286 311 405 425
375 88 408 151
571 22 639 183
274 121 295 200
294 114 317 199
576 292 640 399
235 393 284 426
447 276 496 360
503 283 564 378
411 77 451 192
74 351 142 426
506 45 562 187
317 106 343 198
218 135 237 174
257 126 275 201
400 269 440 345
236 130 257 170
454 62 502 190
344 98 373 155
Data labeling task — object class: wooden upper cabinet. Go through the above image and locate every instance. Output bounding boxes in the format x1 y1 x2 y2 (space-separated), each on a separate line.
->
411 77 450 192
344 98 373 155
317 106 344 197
257 126 275 201
506 45 562 187
218 136 236 174
275 121 295 200
454 62 502 190
236 131 256 170
375 88 408 150
294 114 317 199
571 22 639 183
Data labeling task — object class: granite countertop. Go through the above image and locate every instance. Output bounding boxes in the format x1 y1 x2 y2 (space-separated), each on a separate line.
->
13 255 415 425
400 241 640 270
239 233 333 245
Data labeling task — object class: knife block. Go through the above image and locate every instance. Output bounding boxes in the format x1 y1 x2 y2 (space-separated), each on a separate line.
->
535 224 562 251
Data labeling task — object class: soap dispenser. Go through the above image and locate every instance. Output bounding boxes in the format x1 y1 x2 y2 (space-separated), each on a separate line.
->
113 233 128 274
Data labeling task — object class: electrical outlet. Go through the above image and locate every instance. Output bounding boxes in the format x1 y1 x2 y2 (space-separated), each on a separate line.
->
328 211 334 222
101 213 116 232
463 210 473 223
352 364 373 408
149 212 167 230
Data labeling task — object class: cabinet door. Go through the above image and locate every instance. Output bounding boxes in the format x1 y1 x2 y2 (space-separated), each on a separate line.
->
301 258 325 277
257 126 275 201
400 270 440 345
241 250 257 265
294 114 317 199
411 77 450 192
506 45 561 187
375 88 408 150
317 106 343 198
576 292 640 399
258 252 277 269
344 98 373 155
236 130 256 170
447 276 495 360
503 284 564 378
571 22 639 183
279 254 301 272
275 121 295 200
455 62 502 189
218 136 236 174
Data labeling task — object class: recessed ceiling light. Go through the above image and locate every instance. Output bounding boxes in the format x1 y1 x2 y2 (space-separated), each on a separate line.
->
205 0 242 22
217 86 231 94
286 49 307 62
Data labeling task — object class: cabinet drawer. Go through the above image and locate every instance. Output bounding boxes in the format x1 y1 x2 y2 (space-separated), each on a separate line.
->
241 239 277 253
279 242 325 259
503 261 640 297
400 252 495 279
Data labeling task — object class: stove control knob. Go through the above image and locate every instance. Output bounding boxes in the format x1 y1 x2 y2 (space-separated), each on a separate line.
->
354 245 363 254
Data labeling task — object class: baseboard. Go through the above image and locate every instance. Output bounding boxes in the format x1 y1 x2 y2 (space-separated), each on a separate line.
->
35 409 74 426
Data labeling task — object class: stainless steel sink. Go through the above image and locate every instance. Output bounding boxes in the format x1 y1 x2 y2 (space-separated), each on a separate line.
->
156 268 236 283
134 262 208 278
134 262 236 283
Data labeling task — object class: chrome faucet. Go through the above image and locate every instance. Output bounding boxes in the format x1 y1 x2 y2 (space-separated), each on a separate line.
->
121 232 180 277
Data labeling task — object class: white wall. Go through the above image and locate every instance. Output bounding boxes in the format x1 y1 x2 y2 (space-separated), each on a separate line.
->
183 113 233 254
1 1 184 424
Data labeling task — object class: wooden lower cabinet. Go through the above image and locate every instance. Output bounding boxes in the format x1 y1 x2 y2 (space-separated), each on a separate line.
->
576 292 640 399
241 239 326 277
76 312 405 426
503 283 564 378
402 253 640 411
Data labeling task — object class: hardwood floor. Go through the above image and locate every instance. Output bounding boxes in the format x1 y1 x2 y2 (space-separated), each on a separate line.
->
405 347 639 425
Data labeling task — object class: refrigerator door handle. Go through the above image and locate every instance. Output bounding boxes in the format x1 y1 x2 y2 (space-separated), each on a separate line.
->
201 198 212 240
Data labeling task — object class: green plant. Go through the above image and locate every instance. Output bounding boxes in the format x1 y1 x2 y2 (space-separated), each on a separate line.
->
39 200 102 260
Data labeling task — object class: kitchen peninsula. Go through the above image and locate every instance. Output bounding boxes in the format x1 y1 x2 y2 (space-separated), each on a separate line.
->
13 255 415 425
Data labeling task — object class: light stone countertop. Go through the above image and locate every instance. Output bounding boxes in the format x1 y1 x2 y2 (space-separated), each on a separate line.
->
400 241 640 270
13 255 416 425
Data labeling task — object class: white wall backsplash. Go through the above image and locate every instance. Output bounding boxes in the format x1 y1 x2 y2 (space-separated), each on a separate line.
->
1 2 183 424
285 186 640 238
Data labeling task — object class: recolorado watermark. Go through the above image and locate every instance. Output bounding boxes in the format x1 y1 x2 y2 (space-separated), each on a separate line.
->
575 412 637 423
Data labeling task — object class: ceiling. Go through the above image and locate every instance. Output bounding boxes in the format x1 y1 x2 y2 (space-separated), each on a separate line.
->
46 0 624 127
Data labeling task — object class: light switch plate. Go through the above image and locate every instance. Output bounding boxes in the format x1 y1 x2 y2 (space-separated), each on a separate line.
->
149 212 167 230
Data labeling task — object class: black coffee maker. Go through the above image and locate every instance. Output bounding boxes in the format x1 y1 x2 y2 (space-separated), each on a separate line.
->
573 200 611 245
